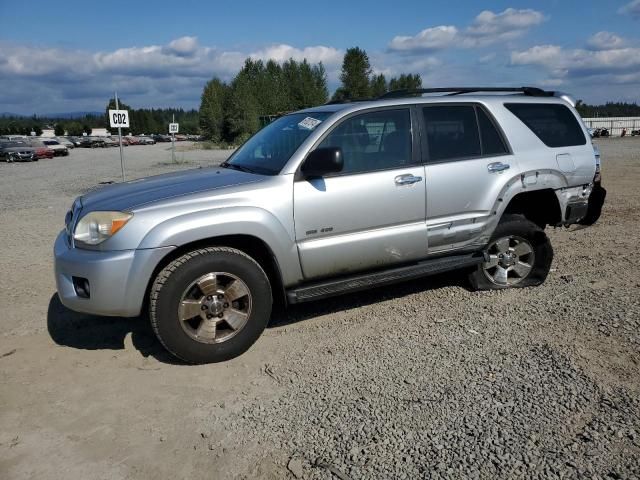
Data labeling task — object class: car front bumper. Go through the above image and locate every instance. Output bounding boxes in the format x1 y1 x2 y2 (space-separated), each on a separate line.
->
53 231 175 317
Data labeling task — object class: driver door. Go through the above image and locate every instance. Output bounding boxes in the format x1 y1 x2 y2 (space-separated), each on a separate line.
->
293 107 427 280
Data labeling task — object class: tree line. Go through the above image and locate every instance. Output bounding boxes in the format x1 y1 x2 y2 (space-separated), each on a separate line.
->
575 101 640 118
104 100 199 135
198 47 424 143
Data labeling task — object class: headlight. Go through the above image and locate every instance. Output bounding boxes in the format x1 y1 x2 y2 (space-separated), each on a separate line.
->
73 211 133 246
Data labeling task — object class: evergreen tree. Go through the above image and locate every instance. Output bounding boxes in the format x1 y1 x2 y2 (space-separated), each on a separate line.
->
335 47 372 101
54 124 65 136
388 73 422 92
199 78 228 141
370 73 388 98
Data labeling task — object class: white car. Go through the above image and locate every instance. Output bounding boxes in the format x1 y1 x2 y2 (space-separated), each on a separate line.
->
42 139 69 156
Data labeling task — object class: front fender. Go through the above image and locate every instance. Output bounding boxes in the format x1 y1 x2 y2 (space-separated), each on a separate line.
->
138 206 303 286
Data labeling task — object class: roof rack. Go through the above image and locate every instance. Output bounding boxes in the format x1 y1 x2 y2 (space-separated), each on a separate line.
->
378 87 554 100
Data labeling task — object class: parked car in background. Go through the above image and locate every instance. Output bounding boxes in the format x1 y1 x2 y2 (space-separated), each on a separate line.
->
102 137 119 147
152 134 172 142
78 137 106 148
632 129 640 136
54 137 75 149
0 141 36 162
125 136 141 145
174 134 187 141
26 139 55 159
137 136 156 145
42 139 69 156
68 137 84 147
0 135 28 141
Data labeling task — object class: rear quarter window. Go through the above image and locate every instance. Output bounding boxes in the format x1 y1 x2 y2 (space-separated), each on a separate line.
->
505 103 586 148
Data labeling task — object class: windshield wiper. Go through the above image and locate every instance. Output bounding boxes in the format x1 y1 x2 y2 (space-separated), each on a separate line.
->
220 162 256 174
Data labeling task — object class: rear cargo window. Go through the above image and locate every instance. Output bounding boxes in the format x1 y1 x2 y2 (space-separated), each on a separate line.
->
505 103 586 148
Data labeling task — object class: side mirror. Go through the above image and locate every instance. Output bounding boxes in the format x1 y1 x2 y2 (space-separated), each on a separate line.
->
301 147 343 177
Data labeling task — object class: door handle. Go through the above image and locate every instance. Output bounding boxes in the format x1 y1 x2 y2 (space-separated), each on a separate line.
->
395 174 423 185
487 162 510 173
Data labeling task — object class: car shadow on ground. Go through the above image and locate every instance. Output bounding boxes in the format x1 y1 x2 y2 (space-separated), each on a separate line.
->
46 294 181 364
47 271 469 363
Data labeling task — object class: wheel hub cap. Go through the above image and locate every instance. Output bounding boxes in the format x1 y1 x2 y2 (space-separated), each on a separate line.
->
207 297 225 316
482 235 535 286
178 272 252 344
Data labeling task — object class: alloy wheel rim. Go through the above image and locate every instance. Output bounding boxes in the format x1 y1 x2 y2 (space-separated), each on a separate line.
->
482 235 535 286
178 272 252 344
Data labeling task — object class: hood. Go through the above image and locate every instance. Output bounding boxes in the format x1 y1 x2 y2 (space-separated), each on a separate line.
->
80 167 263 212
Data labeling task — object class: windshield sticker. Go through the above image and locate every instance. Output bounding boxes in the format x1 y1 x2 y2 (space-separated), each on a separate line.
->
298 116 323 130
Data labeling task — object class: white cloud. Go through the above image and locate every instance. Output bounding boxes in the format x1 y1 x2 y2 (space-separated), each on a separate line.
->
467 8 545 39
163 36 199 57
389 26 459 52
0 37 342 114
511 39 640 84
587 31 626 50
389 8 545 52
250 44 342 66
618 0 640 17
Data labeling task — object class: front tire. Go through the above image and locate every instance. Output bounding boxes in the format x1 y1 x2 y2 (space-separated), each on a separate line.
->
469 214 553 291
149 247 272 364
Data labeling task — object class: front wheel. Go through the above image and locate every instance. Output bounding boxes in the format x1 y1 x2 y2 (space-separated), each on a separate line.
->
469 214 553 290
149 247 272 364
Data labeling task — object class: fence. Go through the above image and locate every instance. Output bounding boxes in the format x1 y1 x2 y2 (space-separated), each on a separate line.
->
582 117 640 137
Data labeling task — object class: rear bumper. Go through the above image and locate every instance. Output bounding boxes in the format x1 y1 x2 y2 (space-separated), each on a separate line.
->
578 182 607 226
53 231 174 317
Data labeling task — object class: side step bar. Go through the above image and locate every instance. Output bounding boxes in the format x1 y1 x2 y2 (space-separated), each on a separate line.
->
286 253 484 304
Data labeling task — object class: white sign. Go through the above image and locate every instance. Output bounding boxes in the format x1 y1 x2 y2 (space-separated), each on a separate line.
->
30 131 36 136
109 109 130 128
169 123 179 134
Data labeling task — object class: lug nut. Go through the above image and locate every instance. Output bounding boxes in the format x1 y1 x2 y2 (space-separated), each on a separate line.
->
223 302 229 308
206 295 213 301
206 314 213 319
201 305 207 311
217 294 224 300
218 313 224 318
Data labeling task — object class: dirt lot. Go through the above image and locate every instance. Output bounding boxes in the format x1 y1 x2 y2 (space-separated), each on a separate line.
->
1 140 639 479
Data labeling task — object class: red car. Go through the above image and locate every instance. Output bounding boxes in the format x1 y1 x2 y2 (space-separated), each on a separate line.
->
27 139 55 159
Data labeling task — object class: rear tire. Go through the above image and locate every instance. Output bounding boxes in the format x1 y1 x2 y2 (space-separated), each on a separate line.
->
150 247 272 364
469 214 553 291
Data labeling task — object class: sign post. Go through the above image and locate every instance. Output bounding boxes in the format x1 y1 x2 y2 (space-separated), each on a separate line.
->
169 116 179 163
109 92 129 182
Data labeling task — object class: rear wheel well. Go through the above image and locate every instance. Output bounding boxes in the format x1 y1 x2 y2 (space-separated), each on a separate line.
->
503 189 561 228
143 235 286 315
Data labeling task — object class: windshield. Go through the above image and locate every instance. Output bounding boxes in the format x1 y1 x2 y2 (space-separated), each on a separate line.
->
225 112 332 175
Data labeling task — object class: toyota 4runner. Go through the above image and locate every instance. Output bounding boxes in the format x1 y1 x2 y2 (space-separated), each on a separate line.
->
54 87 606 363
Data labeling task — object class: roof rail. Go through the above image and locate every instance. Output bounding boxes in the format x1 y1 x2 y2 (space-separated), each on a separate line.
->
378 87 554 100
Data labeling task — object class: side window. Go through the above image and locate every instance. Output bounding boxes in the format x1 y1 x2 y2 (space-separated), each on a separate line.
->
422 106 481 161
505 103 586 148
477 107 508 155
318 109 412 174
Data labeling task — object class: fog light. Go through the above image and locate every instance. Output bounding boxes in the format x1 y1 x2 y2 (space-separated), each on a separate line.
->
72 276 90 298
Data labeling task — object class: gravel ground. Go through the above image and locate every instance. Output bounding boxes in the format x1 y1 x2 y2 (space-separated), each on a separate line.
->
0 139 639 479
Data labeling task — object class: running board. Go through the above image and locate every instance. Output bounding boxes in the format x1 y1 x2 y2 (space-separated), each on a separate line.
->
286 253 484 304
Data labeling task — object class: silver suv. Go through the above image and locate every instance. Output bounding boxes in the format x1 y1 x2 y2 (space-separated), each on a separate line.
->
54 87 605 363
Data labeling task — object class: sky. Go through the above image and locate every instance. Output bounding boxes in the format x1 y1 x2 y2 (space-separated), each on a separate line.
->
1 0 640 115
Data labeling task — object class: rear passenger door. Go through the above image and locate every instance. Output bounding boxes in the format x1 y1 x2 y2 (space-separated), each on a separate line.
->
420 104 515 253
294 107 427 280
